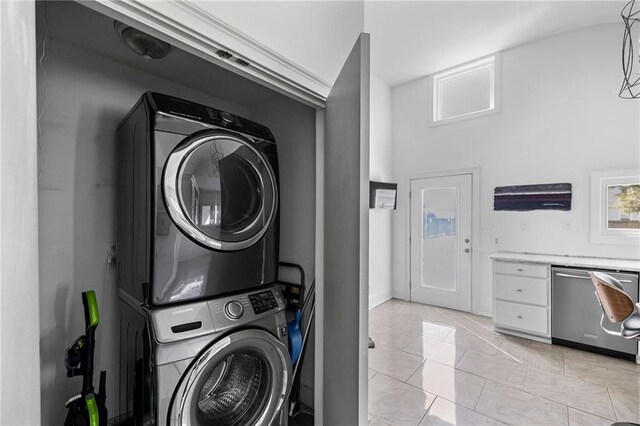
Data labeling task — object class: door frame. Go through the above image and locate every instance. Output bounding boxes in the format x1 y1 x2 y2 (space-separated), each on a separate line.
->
403 167 480 313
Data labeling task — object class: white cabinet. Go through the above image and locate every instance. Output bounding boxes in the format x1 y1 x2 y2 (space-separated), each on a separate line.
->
493 260 551 340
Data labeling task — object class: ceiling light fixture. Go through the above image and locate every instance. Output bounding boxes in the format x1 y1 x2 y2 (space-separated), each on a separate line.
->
620 0 640 98
114 21 171 62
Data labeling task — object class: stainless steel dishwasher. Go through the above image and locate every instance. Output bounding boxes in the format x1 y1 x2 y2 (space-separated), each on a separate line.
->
551 267 639 360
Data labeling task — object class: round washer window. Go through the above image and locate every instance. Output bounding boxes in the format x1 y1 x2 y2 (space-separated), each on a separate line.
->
168 329 292 426
196 350 270 425
163 131 277 251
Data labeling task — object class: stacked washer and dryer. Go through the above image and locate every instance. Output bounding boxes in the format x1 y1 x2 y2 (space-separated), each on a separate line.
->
117 92 292 425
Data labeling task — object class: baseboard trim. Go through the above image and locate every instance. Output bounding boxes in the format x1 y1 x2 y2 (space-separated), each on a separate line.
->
391 289 406 301
369 290 392 309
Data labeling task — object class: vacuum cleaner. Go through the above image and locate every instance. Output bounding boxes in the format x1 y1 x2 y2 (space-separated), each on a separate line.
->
64 290 108 426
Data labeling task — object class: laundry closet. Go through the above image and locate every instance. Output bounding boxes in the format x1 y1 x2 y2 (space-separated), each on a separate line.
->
33 1 331 424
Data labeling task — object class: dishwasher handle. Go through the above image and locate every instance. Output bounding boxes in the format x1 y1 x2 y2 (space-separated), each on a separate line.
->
554 272 634 284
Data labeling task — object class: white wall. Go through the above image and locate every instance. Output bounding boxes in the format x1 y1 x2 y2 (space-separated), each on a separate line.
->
0 1 41 424
369 74 393 308
391 24 640 315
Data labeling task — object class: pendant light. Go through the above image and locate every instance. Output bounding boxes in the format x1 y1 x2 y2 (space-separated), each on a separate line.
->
620 0 640 98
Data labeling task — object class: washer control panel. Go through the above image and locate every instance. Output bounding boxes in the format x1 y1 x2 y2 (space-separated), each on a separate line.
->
151 286 286 343
248 290 279 315
207 286 285 332
224 300 244 319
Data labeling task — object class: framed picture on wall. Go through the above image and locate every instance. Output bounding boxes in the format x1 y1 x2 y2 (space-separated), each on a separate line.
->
369 181 397 209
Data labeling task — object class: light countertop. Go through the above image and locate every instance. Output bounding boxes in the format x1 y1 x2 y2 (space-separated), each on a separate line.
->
489 252 640 273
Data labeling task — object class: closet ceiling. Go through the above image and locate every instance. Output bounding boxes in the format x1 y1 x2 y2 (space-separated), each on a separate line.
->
36 1 280 107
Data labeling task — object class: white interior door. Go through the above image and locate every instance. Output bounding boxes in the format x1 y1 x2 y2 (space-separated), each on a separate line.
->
323 33 370 425
410 174 472 311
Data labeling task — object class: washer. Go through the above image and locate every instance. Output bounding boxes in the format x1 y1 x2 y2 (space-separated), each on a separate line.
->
119 285 292 425
117 92 280 306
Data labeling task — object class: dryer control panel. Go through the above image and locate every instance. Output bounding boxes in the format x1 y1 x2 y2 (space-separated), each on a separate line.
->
149 92 275 143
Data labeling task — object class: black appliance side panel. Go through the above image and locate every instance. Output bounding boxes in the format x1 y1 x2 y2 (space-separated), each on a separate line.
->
117 99 149 303
133 102 151 304
118 300 156 425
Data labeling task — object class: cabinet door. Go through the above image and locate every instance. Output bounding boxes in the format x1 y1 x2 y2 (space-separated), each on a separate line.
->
323 33 370 425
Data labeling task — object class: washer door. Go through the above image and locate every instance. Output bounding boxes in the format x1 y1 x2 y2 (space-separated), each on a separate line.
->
163 130 277 251
168 329 292 426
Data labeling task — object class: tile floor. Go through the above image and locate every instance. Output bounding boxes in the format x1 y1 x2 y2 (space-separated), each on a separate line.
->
368 299 640 426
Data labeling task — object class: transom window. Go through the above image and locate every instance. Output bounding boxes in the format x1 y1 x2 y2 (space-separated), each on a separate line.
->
430 54 500 125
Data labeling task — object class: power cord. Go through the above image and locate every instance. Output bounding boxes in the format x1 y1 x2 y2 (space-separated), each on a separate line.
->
94 243 115 376
37 1 49 180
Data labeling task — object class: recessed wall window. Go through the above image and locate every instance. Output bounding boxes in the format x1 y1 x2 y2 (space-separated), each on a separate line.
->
590 169 640 245
429 54 501 125
607 184 640 230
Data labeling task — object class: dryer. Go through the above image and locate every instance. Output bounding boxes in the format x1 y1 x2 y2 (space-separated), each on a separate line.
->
119 285 292 425
117 92 280 305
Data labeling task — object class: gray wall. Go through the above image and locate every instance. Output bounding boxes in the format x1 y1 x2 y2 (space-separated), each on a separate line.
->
253 96 317 407
38 34 316 423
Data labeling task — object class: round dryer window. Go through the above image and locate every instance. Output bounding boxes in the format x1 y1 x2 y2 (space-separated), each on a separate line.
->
163 130 278 251
168 329 292 426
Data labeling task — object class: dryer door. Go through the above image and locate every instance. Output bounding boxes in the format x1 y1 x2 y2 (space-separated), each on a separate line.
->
163 130 277 251
168 329 292 426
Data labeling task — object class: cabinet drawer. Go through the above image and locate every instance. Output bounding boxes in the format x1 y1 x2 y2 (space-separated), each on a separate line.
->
495 261 548 279
495 275 548 306
495 300 549 336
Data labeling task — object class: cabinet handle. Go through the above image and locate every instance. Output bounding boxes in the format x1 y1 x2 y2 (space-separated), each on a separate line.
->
517 315 523 319
516 268 524 272
554 273 590 280
516 289 523 292
554 272 633 283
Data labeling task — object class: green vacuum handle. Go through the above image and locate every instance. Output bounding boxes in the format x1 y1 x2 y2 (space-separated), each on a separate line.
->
85 394 99 426
83 291 100 328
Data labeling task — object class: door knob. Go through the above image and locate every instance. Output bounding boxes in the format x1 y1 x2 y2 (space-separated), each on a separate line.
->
464 248 470 253
464 238 470 243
